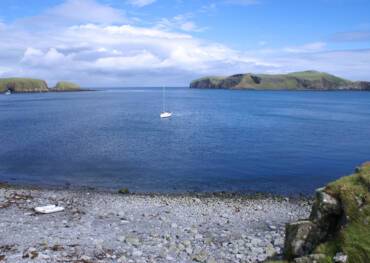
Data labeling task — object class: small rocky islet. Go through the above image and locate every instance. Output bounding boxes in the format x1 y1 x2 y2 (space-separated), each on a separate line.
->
0 162 369 263
0 78 83 93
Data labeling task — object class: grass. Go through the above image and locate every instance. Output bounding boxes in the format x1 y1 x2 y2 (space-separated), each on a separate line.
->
287 71 351 85
313 162 370 263
118 188 130 195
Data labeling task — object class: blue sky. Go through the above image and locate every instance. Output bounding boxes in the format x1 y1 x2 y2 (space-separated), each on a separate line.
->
0 0 369 86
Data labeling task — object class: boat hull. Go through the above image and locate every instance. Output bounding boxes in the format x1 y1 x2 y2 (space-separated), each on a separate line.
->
160 112 172 118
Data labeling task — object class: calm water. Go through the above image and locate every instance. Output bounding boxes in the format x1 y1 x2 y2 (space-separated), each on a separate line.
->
1 88 370 195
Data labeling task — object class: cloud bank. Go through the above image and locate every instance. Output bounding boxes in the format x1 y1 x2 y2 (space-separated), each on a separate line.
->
0 0 369 87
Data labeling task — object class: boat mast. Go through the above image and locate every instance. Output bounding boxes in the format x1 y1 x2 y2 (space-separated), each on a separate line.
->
162 87 166 112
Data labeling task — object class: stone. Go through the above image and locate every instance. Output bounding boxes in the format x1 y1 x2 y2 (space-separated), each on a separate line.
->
265 243 276 257
192 250 209 262
23 247 38 259
284 220 317 259
333 252 348 263
132 250 143 257
294 254 326 263
185 246 193 255
125 236 140 246
207 256 217 263
80 255 92 263
117 255 127 262
310 188 341 223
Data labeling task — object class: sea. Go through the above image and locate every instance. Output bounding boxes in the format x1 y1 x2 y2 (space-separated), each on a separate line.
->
1 88 370 195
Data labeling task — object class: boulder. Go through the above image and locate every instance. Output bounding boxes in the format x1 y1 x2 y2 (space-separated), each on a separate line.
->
310 188 341 221
284 221 317 259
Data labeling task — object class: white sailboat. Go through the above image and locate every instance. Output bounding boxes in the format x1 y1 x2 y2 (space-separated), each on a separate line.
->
160 87 172 118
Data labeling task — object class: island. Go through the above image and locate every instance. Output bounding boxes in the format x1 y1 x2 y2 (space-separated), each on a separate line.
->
190 70 370 91
0 78 85 93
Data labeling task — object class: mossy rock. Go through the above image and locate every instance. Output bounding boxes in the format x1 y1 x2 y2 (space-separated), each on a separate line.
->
118 188 130 195
313 162 370 263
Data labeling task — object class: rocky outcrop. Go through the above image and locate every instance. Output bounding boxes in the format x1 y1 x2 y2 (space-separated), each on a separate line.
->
190 71 370 91
352 81 370 90
283 162 370 263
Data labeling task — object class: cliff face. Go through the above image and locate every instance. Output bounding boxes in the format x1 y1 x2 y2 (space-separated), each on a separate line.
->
0 78 49 93
283 162 370 263
0 78 83 93
190 71 370 91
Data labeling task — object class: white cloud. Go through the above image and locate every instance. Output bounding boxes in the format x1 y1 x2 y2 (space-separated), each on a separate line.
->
21 48 71 67
283 42 327 53
18 0 127 26
0 1 369 86
156 14 207 32
127 0 156 7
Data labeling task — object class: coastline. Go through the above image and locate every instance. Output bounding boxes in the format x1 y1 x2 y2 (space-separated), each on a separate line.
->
0 181 313 199
0 185 311 262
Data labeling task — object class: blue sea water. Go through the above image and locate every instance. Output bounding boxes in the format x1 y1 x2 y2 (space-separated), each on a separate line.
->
1 88 370 195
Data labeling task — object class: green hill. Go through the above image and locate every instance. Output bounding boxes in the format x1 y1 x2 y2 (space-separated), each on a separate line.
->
0 78 49 93
190 71 370 91
0 78 84 93
51 81 82 92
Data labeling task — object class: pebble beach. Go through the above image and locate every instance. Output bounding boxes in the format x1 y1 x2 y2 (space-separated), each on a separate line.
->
0 186 311 263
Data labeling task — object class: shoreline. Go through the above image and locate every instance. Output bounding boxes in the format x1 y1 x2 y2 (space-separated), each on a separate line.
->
0 181 313 200
0 185 311 262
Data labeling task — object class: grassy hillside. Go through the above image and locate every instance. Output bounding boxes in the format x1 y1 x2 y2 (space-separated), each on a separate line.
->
190 70 366 90
0 78 84 93
52 81 81 91
0 78 49 93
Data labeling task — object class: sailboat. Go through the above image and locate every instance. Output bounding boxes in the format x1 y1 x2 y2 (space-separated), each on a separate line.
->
160 87 172 118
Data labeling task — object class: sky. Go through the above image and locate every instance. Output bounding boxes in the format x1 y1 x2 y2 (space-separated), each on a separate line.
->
0 0 369 87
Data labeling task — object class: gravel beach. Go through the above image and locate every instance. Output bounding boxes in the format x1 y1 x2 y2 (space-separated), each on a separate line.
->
0 187 311 263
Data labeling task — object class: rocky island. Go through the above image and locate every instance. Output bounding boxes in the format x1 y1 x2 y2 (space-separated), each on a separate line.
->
190 71 370 91
0 78 84 93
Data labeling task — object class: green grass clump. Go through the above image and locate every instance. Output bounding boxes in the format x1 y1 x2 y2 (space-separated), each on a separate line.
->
0 78 49 93
118 188 130 195
314 162 370 263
